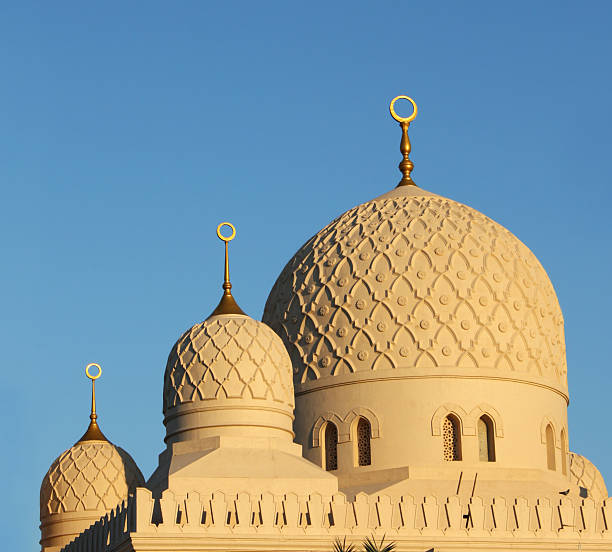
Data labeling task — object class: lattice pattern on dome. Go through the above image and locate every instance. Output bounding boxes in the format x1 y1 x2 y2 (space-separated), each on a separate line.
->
163 316 294 412
357 417 371 466
40 442 144 517
569 452 608 501
443 417 460 461
325 422 338 471
263 194 566 391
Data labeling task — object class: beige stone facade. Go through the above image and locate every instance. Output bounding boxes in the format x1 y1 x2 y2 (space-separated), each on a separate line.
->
40 105 612 552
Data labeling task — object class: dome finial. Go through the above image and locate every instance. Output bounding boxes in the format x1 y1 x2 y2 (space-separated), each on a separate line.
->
76 363 108 443
209 222 246 317
389 95 418 187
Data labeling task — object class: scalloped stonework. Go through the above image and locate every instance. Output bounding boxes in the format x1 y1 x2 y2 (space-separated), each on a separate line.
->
163 316 295 413
263 193 566 391
40 441 144 517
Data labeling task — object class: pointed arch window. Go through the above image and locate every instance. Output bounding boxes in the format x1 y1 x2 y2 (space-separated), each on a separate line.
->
545 423 556 470
443 415 462 461
356 417 372 466
324 422 338 471
560 429 567 475
477 415 496 462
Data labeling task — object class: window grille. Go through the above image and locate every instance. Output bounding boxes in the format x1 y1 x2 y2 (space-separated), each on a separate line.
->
443 415 461 461
357 417 371 466
324 422 338 471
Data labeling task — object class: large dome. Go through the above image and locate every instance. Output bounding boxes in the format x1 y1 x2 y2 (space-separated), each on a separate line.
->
263 185 567 396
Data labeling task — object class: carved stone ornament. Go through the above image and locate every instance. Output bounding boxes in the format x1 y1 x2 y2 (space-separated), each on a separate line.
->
264 192 566 392
40 441 144 517
164 315 295 413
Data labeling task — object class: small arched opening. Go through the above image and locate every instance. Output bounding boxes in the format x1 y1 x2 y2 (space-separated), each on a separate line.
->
443 414 462 461
323 422 338 471
477 415 496 462
355 417 372 466
560 429 567 475
545 423 556 471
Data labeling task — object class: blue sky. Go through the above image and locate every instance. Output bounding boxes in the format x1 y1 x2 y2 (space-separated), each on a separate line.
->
2 2 612 548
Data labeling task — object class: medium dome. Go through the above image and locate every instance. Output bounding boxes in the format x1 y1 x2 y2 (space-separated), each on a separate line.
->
263 185 567 396
163 313 295 443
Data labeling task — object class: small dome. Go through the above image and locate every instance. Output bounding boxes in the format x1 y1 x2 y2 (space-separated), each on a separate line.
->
570 452 608 501
163 313 295 443
40 363 144 551
263 185 567 394
40 440 144 518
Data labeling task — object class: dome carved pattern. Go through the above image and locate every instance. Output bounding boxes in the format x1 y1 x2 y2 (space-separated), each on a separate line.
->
569 452 608 501
263 194 566 391
163 316 294 413
40 442 144 517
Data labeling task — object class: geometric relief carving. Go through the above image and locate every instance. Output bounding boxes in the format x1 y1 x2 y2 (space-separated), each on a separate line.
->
163 317 294 413
263 194 567 393
40 442 144 517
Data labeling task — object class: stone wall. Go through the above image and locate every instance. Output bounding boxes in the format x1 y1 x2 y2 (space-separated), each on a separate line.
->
61 488 612 551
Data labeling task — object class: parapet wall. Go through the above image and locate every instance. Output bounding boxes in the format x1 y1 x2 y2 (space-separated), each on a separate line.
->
61 488 612 552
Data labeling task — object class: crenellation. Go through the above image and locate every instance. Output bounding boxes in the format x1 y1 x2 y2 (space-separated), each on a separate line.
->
60 489 612 551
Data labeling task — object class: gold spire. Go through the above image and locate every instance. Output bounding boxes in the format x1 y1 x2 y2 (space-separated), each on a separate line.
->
76 363 108 443
389 95 418 187
209 222 246 317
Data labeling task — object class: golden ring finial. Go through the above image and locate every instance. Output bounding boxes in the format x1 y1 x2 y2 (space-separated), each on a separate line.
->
85 362 102 381
77 362 107 443
209 222 246 317
389 96 418 124
216 222 236 243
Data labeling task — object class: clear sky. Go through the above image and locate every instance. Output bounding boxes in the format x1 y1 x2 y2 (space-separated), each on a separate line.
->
2 2 612 548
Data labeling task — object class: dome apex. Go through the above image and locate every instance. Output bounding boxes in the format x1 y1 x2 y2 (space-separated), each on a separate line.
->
209 222 245 318
76 362 107 443
389 95 418 187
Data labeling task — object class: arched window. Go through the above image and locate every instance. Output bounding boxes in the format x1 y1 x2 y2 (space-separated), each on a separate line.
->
545 423 556 470
477 415 496 462
356 417 372 466
324 422 338 471
443 415 462 461
560 429 567 475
